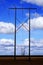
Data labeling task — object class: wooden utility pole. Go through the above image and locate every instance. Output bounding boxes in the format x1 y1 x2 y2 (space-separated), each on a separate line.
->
9 7 37 60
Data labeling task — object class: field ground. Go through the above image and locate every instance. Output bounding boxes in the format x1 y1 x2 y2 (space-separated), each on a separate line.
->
0 57 43 65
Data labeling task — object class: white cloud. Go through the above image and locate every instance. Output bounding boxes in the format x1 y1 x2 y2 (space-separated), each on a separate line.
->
0 39 14 45
0 38 14 51
22 0 43 6
23 38 35 46
30 17 43 30
21 17 43 31
23 38 43 47
23 38 29 46
5 46 14 50
0 38 42 48
0 22 15 34
26 12 40 18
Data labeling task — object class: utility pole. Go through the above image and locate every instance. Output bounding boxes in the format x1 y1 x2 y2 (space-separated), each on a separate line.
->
9 7 37 60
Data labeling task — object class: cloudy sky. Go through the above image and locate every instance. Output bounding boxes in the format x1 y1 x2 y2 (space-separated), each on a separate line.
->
0 0 43 55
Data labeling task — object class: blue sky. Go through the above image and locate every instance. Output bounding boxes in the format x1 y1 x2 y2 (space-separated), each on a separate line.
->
0 0 43 55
